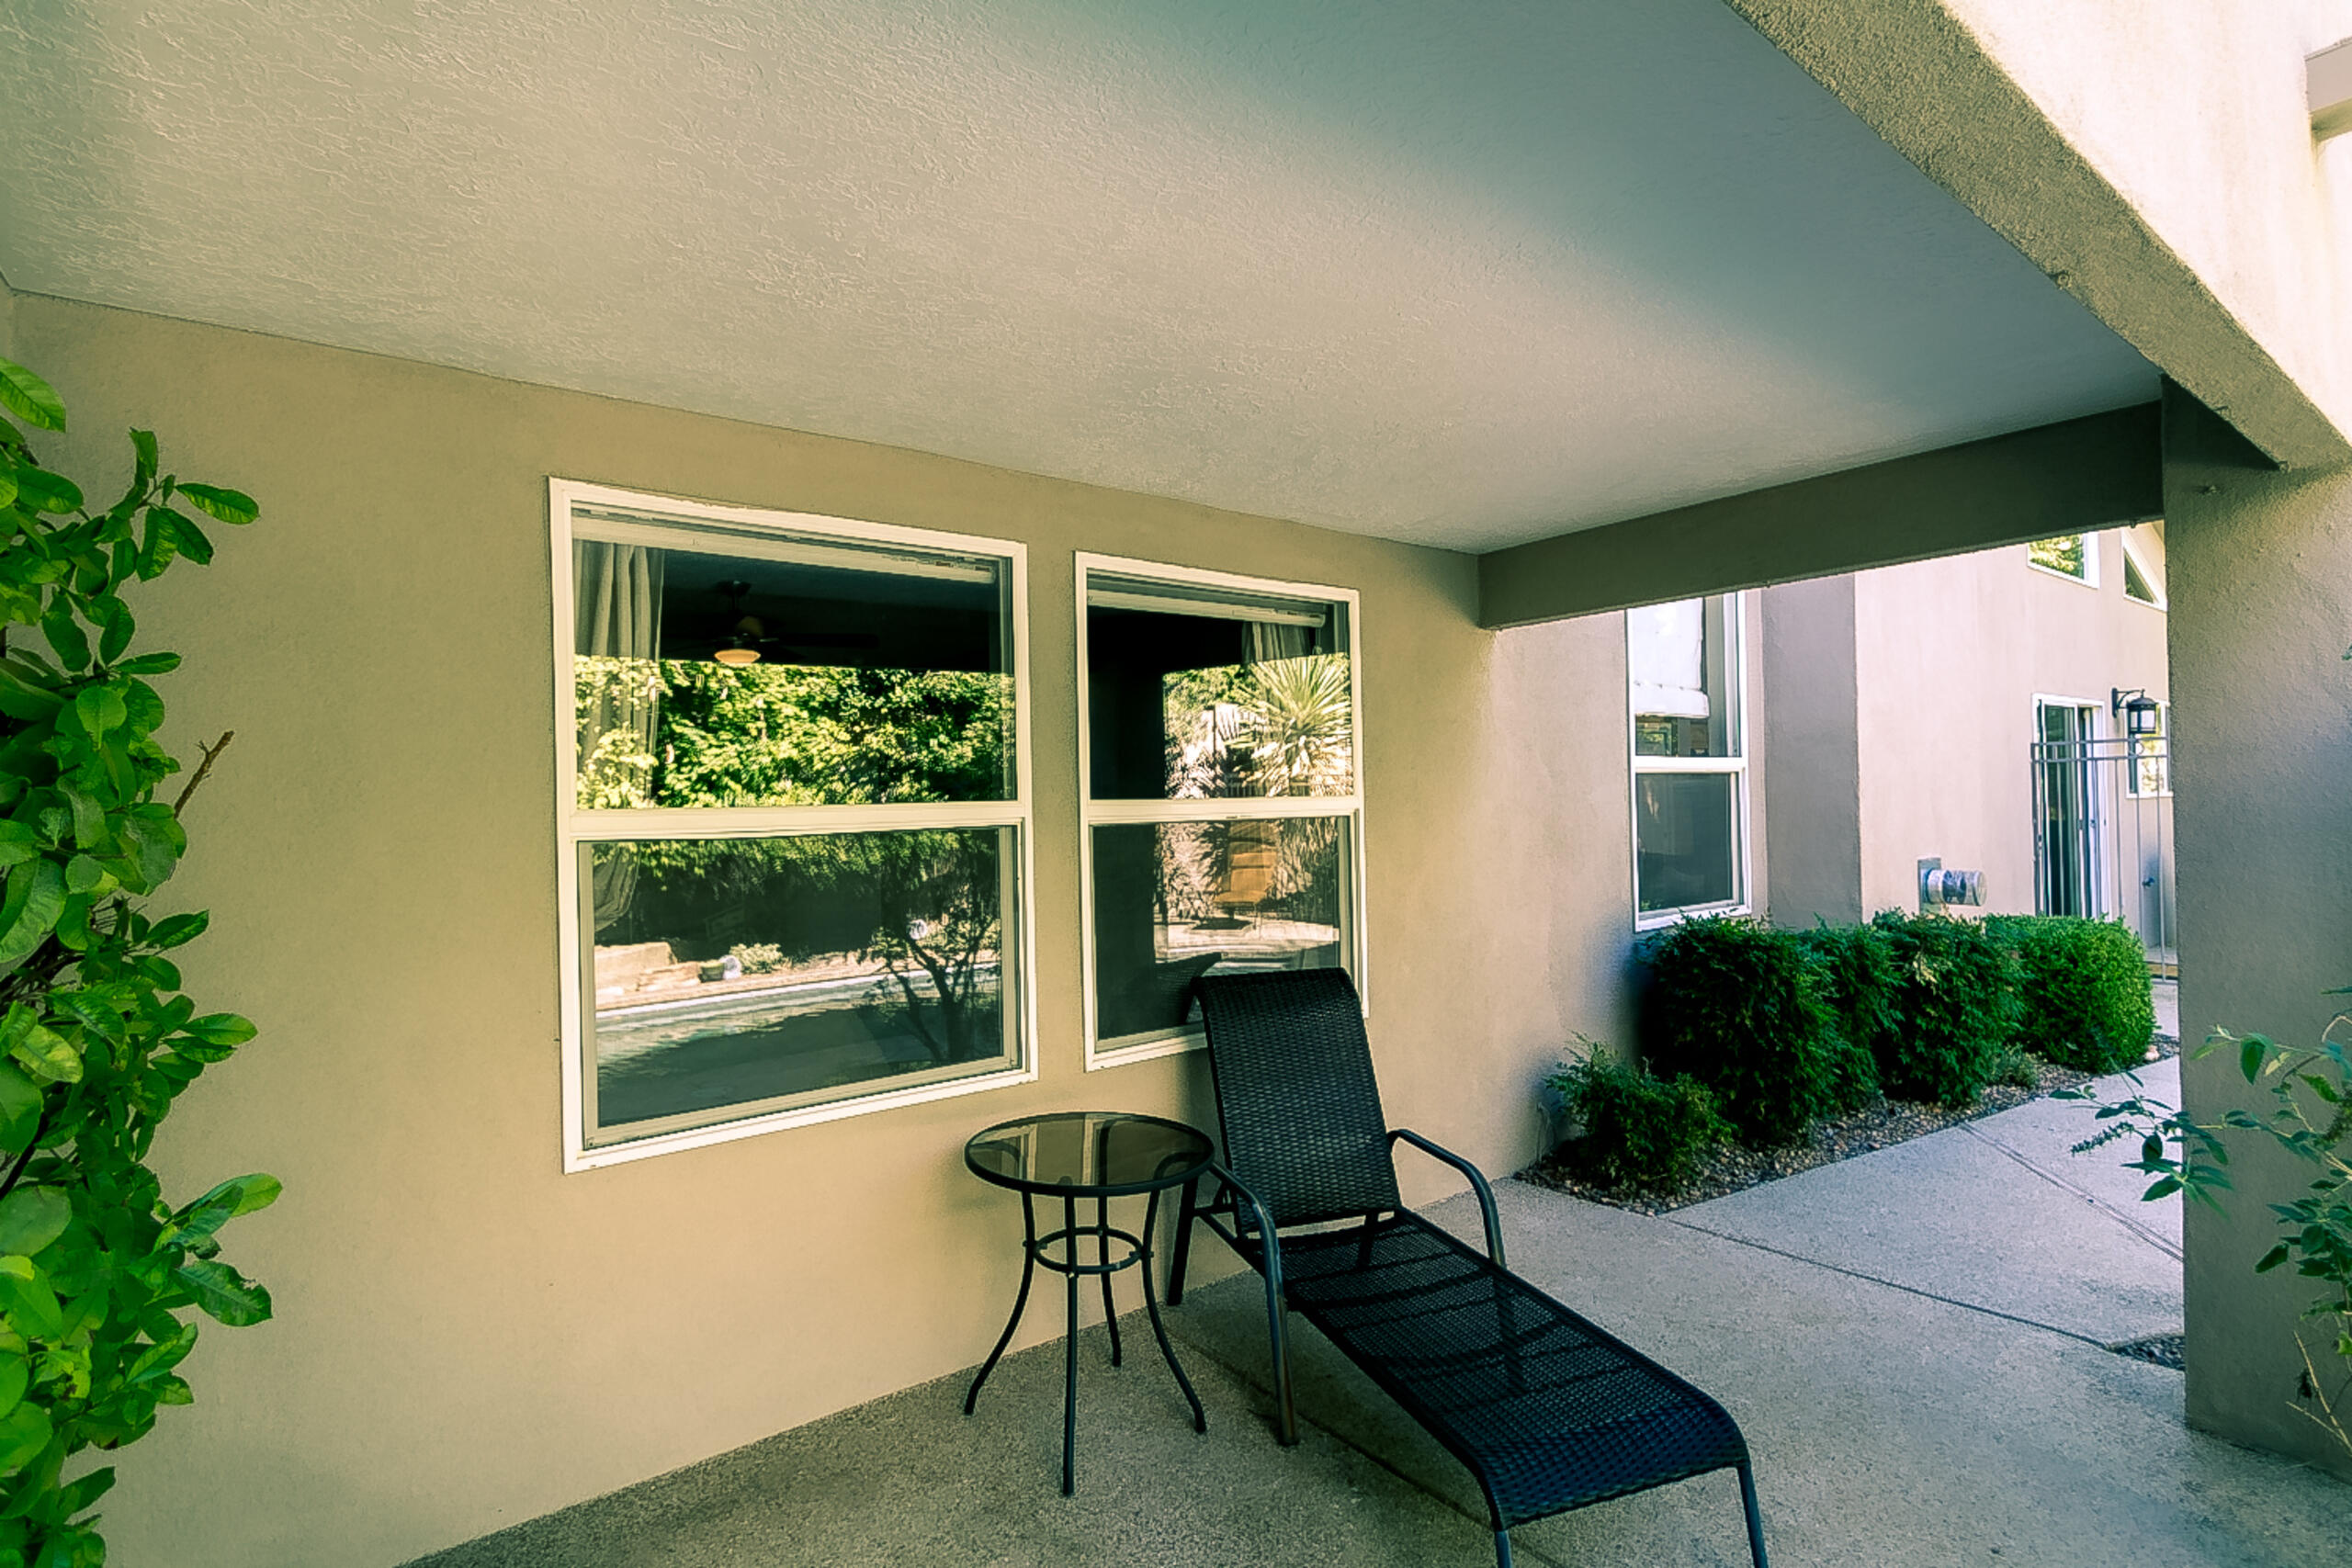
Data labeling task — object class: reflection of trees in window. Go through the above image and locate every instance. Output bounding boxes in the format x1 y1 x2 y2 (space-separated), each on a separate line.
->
1161 654 1353 800
584 661 1012 1066
576 660 1012 808
2029 536 2088 578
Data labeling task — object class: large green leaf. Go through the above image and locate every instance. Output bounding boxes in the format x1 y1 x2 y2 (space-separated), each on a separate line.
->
0 1400 51 1474
174 484 257 525
9 468 82 516
6 1023 78 1087
180 1014 256 1049
0 862 64 974
0 1256 63 1340
0 826 40 872
0 1190 67 1259
173 1260 271 1326
0 362 63 434
0 1349 26 1418
0 1065 39 1154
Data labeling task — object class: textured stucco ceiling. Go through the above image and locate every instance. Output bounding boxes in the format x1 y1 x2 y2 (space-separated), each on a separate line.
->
0 0 2157 552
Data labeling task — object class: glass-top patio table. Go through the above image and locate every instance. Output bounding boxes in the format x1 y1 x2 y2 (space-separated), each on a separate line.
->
962 1111 1216 1495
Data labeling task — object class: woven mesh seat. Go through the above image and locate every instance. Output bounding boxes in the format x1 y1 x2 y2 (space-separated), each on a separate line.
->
1178 969 1766 1568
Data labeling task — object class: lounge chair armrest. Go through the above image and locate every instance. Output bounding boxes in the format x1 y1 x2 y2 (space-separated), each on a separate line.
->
1207 1162 1286 1279
1388 1128 1507 1268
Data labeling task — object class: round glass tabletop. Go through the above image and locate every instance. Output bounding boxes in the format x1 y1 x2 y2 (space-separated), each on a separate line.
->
965 1111 1215 1197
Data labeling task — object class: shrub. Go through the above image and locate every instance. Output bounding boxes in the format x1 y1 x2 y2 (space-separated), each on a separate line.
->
1547 1050 1729 1192
1788 921 1891 1111
1867 911 2023 1104
1985 915 2154 1073
1639 916 1839 1146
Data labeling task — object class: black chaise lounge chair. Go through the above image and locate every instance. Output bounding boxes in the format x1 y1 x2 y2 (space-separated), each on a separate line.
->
1167 968 1767 1568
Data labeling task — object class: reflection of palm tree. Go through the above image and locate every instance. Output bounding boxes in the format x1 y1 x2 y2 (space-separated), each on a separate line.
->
1241 655 1353 796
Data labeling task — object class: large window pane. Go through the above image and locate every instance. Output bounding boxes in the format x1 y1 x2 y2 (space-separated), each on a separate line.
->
1630 597 1737 760
574 537 1014 808
1091 817 1350 1043
585 828 1015 1141
1087 577 1353 800
1634 773 1737 914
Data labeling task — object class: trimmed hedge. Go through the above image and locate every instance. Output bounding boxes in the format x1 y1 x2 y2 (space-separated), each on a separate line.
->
1547 1054 1729 1192
1985 915 2155 1073
1866 911 2023 1105
1639 916 1839 1147
1788 921 1891 1111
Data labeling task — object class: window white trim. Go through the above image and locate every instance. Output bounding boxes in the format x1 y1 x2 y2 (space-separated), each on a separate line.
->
1075 553 1367 1069
2026 533 2101 588
550 478 1036 1171
2120 530 2167 610
1629 592 1752 931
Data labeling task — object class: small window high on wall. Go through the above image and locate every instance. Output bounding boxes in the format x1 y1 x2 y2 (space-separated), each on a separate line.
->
1078 557 1363 1066
552 480 1032 1168
2028 534 2098 585
1629 595 1748 925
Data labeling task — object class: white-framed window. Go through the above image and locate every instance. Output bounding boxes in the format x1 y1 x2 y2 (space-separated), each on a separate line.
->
552 479 1034 1170
2120 527 2166 609
2126 699 2171 797
1076 555 1365 1067
1629 594 1750 927
2027 533 2099 587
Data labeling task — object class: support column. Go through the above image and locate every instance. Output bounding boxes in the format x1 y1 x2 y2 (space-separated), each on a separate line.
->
2165 387 2352 1478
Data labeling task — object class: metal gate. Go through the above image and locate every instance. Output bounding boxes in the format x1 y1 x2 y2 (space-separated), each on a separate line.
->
2030 735 2176 971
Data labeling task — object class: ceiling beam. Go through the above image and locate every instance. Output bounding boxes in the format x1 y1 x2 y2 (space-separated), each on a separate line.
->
1477 401 2161 627
1720 0 2349 470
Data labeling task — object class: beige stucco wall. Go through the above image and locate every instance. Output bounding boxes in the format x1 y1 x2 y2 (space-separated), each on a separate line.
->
1764 530 2168 924
5 291 1642 1566
2165 405 2352 1481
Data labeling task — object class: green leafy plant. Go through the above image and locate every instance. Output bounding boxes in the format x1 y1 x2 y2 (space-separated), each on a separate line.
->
1867 911 2022 1105
1639 916 1839 1146
1788 920 1890 1111
0 356 275 1564
1987 914 2154 1073
1547 1045 1729 1193
2064 1013 2350 1458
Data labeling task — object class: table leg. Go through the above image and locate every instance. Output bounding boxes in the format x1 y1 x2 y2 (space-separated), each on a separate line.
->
1097 1194 1122 1368
1137 1185 1206 1434
1061 1190 1080 1496
965 1192 1038 1416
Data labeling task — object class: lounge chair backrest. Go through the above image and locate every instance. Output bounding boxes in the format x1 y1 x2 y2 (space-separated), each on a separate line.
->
1193 968 1401 1228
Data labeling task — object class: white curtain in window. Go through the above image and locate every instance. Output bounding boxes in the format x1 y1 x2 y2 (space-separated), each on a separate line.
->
1246 621 1310 665
574 542 664 924
1629 599 1709 719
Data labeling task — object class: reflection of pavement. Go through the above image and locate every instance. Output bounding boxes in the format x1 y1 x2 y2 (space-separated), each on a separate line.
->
594 965 1002 1131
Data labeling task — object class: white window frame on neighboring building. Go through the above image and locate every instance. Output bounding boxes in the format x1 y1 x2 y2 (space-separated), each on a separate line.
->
550 479 1036 1171
1075 554 1368 1069
2120 529 2167 610
1628 593 1752 931
2026 532 2101 588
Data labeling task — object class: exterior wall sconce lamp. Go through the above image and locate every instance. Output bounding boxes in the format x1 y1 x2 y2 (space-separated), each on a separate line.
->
2314 38 2352 141
2112 687 2161 738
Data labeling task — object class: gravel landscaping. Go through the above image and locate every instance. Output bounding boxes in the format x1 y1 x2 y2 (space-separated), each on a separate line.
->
1520 1039 2181 1215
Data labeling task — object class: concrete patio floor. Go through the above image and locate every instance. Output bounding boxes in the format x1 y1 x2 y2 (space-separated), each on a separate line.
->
414 1060 2349 1567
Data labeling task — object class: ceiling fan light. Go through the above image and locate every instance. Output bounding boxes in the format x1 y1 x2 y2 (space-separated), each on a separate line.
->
713 643 762 667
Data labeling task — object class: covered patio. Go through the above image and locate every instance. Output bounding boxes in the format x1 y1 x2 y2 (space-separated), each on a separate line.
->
1 3 2349 1564
412 1071 2346 1567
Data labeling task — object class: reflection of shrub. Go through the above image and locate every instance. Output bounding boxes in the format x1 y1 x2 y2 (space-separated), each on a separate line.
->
1868 912 2022 1104
1985 915 2153 1073
729 942 784 975
1547 1050 1728 1192
1640 917 1839 1147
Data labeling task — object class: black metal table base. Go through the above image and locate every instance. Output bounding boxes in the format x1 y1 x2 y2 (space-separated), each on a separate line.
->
964 1183 1204 1495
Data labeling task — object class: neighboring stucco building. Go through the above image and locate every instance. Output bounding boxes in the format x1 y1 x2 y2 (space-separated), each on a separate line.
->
1762 525 2172 934
0 4 2347 1565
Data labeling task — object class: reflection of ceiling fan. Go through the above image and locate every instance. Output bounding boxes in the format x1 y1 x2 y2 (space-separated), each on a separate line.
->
709 581 882 667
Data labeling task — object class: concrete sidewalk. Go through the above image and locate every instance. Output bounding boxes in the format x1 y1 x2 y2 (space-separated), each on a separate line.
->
416 1065 2348 1567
